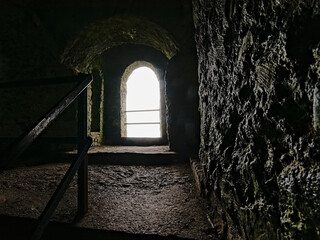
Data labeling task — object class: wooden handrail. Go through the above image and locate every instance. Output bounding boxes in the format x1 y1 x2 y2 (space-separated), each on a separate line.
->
0 74 92 172
30 137 92 240
0 74 93 240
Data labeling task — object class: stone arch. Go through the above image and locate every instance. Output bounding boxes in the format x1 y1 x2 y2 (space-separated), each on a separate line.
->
60 15 179 73
101 44 169 146
120 61 166 139
60 15 178 145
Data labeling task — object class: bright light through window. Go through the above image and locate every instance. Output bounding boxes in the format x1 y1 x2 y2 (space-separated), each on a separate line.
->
126 66 161 138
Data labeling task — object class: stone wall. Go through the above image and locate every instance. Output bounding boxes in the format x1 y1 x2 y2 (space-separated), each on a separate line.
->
193 0 320 239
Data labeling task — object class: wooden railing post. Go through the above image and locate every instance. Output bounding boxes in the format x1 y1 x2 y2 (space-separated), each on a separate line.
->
77 88 88 215
21 75 93 240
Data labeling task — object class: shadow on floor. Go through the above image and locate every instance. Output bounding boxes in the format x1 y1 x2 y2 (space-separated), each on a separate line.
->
0 215 193 240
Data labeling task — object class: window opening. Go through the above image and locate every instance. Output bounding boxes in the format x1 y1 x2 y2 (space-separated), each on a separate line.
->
124 66 161 138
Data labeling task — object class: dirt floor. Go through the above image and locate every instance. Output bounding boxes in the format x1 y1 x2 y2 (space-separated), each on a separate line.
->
0 145 240 239
0 162 215 239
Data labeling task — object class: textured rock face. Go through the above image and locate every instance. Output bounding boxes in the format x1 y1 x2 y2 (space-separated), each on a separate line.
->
193 0 320 239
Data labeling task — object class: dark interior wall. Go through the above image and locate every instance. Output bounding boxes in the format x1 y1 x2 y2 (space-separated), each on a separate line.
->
166 52 200 156
193 0 320 239
0 1 76 148
0 1 71 81
0 0 199 156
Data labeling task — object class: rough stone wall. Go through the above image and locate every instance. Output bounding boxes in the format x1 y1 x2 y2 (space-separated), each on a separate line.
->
193 0 320 239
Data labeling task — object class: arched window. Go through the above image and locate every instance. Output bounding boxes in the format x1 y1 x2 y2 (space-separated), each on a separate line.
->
121 63 162 138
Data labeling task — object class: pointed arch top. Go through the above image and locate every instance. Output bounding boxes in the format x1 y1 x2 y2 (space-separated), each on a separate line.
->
61 15 179 72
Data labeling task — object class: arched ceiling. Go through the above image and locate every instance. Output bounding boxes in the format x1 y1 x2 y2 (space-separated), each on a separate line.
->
61 15 179 72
